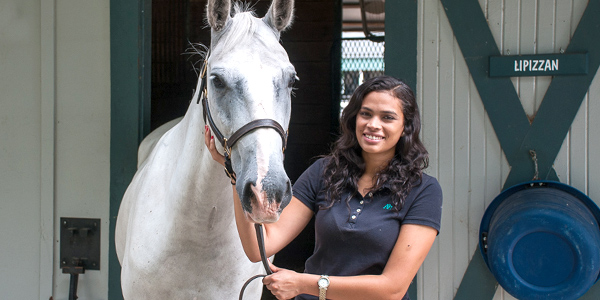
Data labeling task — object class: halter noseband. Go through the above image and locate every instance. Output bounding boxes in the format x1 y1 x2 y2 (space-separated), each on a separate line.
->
198 52 289 180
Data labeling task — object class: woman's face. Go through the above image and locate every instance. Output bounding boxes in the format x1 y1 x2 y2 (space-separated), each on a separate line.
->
355 91 405 161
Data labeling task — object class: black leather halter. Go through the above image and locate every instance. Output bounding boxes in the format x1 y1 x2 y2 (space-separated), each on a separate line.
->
196 54 280 299
198 53 289 162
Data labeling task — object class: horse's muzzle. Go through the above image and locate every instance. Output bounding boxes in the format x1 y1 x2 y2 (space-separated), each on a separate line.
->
239 174 291 224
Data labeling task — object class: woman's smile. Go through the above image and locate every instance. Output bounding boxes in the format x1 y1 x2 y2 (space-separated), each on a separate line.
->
364 133 384 141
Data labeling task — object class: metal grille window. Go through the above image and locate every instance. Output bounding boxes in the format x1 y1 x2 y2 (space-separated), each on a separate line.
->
341 38 385 112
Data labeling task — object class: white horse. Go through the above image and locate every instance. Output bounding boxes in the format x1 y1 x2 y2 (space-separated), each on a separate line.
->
115 0 295 298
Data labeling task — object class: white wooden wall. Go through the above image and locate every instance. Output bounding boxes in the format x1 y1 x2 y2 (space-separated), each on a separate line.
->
0 1 111 299
416 0 599 299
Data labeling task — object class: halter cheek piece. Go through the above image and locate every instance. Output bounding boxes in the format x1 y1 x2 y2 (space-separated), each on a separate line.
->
198 52 289 184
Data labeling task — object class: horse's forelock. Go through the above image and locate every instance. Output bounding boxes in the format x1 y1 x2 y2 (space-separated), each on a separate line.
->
211 3 282 56
233 1 255 15
212 18 255 53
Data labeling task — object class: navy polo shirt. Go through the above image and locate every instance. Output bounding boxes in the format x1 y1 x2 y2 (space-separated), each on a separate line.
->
293 158 443 300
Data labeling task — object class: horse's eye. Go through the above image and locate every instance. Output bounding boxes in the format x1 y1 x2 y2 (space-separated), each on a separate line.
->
288 74 299 88
212 75 225 89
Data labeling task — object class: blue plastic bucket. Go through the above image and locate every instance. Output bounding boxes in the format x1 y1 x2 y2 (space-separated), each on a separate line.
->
479 181 600 299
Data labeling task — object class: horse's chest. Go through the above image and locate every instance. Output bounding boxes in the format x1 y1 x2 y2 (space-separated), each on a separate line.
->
127 203 237 267
122 218 260 299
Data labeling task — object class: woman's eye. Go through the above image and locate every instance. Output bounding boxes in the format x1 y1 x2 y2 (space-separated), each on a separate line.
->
212 76 225 89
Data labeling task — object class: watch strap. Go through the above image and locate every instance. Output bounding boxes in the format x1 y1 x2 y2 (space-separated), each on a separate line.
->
319 287 327 300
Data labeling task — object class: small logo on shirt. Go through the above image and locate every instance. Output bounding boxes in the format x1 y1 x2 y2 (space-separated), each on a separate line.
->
383 204 393 210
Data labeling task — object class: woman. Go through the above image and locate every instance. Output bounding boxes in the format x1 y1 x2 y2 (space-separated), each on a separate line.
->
205 76 442 300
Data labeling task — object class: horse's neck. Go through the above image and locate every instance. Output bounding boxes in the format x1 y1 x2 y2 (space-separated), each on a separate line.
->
143 112 236 240
151 104 232 211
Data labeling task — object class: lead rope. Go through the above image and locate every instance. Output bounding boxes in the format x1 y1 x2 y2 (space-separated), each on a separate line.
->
238 223 273 300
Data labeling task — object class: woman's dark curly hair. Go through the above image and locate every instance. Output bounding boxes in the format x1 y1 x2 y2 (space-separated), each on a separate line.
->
322 76 429 211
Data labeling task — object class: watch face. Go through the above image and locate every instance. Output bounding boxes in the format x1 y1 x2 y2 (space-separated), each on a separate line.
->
318 278 329 288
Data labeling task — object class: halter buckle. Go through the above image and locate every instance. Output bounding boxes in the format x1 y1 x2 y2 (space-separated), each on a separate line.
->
223 151 236 185
223 138 232 157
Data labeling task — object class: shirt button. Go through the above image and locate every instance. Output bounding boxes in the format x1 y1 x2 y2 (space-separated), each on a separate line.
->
368 192 373 197
356 208 361 213
359 200 364 205
351 215 357 220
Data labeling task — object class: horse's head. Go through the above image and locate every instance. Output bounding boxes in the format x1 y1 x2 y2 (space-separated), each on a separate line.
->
206 0 295 224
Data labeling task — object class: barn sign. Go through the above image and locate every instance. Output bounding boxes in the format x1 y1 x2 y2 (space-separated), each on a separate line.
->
489 53 588 77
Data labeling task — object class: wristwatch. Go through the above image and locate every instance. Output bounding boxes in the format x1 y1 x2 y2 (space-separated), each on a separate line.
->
318 275 330 300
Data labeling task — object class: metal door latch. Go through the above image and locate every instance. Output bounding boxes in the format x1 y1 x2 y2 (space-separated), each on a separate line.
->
60 217 101 300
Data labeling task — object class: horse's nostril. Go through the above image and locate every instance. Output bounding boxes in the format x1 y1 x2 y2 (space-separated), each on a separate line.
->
286 181 292 197
241 181 256 213
276 180 292 204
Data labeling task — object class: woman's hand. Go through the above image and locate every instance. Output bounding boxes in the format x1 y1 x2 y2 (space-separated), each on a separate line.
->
204 125 226 167
263 265 303 300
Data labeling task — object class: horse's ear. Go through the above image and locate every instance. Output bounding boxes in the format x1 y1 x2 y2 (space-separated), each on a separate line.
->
207 0 231 31
264 0 294 32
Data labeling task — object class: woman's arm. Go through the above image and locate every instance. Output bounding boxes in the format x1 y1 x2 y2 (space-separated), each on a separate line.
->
204 125 314 262
263 224 438 300
233 194 314 262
